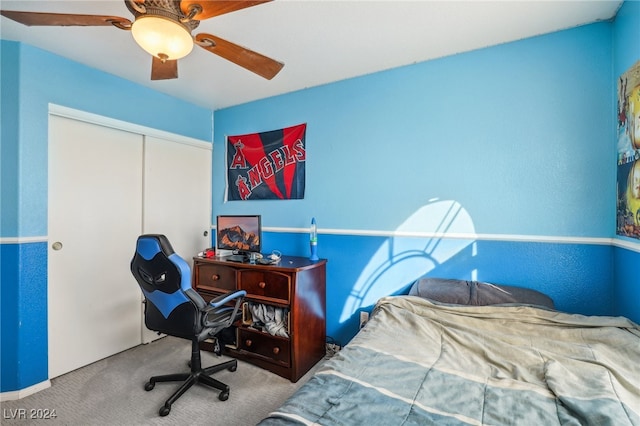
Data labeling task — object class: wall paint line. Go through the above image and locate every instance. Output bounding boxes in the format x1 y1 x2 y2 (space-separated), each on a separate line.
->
3 232 638 253
1 236 48 244
260 227 624 248
612 238 640 253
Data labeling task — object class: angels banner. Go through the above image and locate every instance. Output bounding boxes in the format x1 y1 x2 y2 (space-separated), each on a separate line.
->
226 123 306 201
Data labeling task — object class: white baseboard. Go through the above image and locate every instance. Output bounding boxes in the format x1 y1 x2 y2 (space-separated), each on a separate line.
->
0 380 51 401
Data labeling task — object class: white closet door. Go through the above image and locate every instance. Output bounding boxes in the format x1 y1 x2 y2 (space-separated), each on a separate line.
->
141 136 212 343
48 115 144 378
143 136 211 260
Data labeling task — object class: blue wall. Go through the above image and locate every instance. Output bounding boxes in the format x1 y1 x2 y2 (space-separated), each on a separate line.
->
1 41 212 238
2 1 639 395
261 230 614 346
214 24 615 237
214 18 637 345
0 41 213 392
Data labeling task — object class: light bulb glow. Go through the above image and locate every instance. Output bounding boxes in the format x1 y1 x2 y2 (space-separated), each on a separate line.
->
131 15 193 60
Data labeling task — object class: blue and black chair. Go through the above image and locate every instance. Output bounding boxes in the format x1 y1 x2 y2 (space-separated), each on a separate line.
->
131 234 246 417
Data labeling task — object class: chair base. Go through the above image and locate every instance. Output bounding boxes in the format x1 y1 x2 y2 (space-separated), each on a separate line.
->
144 339 237 416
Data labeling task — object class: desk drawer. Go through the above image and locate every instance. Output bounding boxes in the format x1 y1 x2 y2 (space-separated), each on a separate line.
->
238 270 290 303
238 329 290 366
195 263 236 292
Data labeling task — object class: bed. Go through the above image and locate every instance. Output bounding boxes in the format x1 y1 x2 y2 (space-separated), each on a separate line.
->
259 278 640 425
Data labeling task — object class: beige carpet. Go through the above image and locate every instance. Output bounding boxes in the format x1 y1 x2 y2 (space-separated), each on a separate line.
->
1 336 323 425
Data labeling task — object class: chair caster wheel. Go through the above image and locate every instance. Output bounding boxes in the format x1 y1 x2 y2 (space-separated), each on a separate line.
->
219 390 229 401
159 405 171 416
144 381 155 391
228 365 237 372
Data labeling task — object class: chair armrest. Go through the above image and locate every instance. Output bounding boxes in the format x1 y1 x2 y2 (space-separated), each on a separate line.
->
202 290 246 330
208 290 246 308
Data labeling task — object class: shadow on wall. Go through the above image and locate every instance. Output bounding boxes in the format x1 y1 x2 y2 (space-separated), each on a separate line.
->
338 198 477 335
266 197 612 345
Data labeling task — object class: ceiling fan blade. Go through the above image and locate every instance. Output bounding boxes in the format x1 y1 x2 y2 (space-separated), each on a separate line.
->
151 57 178 80
0 10 131 27
180 1 271 20
195 33 283 80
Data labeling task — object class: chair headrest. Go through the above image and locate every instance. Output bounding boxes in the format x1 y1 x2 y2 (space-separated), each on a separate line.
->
136 234 175 260
132 234 189 295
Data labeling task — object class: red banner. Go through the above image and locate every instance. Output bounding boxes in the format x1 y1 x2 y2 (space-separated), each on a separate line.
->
226 123 306 201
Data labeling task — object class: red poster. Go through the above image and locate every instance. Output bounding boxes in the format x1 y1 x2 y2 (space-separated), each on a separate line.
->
226 124 306 201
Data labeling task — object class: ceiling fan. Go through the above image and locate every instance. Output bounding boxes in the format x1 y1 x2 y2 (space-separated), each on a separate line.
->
0 0 284 80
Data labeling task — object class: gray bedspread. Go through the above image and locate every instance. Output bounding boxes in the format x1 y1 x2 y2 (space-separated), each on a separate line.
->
259 296 640 425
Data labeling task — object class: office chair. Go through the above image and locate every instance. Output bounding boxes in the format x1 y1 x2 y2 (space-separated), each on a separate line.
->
131 234 246 417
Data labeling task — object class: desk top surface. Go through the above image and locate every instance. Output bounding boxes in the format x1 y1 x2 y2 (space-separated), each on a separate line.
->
194 255 327 271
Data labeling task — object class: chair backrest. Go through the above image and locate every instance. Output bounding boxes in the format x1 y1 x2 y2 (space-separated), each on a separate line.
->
131 234 207 339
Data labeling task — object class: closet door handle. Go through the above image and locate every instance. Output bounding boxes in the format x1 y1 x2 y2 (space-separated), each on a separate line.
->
52 241 63 251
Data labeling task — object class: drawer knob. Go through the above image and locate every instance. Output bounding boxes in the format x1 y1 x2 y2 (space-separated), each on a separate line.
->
272 347 280 355
245 339 252 347
211 274 220 281
258 281 266 289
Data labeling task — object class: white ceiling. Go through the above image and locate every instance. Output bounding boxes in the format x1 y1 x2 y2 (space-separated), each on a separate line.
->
1 0 623 110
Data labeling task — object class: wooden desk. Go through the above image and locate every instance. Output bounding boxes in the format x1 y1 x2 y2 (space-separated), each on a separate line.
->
192 256 327 382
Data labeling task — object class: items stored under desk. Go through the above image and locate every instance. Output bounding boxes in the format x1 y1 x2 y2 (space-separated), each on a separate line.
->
192 255 327 382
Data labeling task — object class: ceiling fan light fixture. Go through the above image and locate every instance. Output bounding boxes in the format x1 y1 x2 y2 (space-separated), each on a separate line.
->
131 14 193 61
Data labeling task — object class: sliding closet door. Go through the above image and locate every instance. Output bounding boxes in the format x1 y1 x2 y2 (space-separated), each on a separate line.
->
48 115 144 378
141 136 212 343
143 136 212 260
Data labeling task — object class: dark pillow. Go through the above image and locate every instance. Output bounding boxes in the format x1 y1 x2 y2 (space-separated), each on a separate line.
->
409 278 554 309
